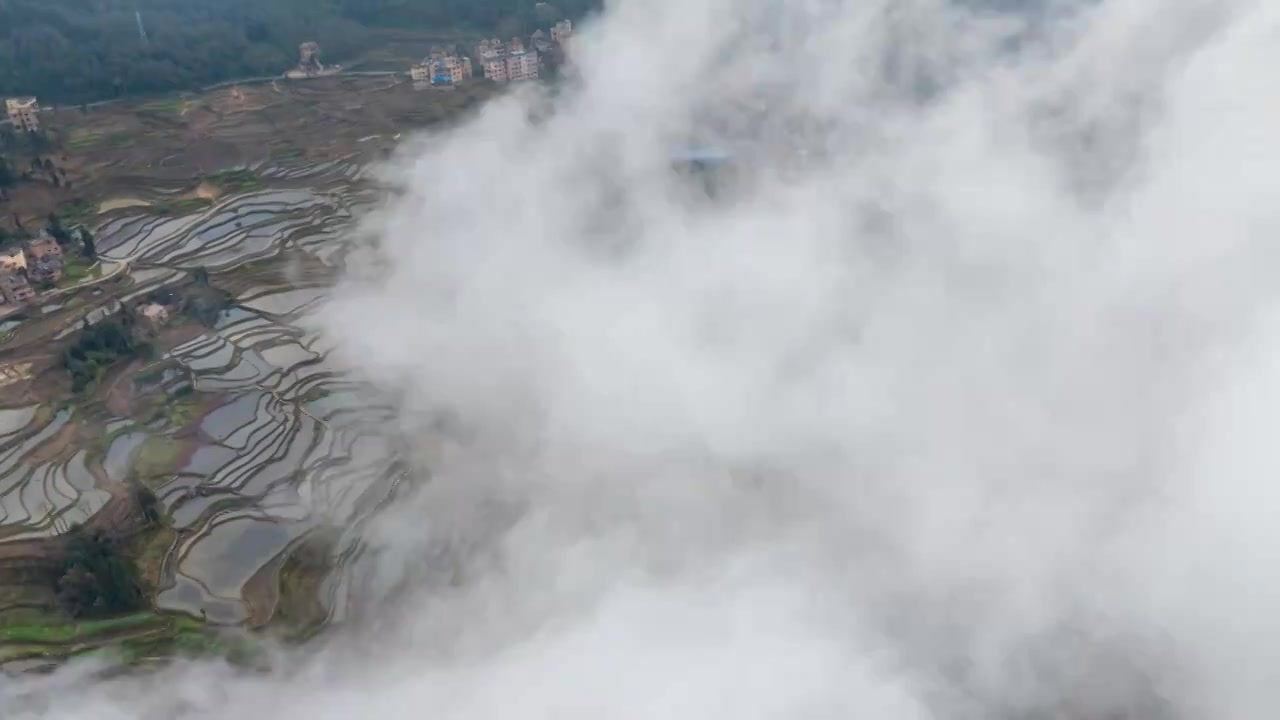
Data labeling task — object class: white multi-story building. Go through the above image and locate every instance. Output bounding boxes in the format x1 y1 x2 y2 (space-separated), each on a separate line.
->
5 97 40 132
479 39 539 83
482 56 508 82
444 56 473 84
505 50 539 82
413 54 472 84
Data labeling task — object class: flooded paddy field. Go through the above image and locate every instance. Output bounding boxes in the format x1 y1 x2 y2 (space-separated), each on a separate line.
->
0 155 410 669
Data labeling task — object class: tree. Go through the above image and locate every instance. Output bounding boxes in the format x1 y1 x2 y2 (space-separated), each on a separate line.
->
0 0 602 103
55 526 144 618
47 212 70 244
80 227 97 260
63 311 144 392
131 484 161 526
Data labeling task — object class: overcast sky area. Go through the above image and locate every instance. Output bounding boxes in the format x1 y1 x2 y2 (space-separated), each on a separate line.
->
9 0 1280 717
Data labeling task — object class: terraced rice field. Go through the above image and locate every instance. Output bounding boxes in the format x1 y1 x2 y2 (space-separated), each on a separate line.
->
96 159 375 271
0 156 406 667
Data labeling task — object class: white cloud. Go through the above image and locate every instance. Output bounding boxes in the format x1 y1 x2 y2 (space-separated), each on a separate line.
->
14 0 1280 717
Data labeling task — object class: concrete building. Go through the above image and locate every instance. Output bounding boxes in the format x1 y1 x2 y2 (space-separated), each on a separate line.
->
443 55 473 84
0 248 32 304
414 54 472 85
477 39 538 83
298 42 323 74
483 56 509 82
476 39 505 62
484 49 539 83
24 234 63 285
552 19 573 43
0 247 26 273
506 50 539 82
5 97 40 133
0 271 34 304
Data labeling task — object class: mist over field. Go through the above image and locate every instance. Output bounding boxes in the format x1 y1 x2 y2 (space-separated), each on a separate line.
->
9 0 1280 717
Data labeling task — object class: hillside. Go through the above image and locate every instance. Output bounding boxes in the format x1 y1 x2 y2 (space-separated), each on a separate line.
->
0 0 598 103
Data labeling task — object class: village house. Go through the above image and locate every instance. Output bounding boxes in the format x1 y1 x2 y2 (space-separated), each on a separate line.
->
0 248 33 304
24 233 64 285
443 55 473 84
299 42 323 74
4 97 40 133
412 52 472 85
552 19 573 44
478 38 539 83
476 38 505 62
505 50 539 82
482 56 508 83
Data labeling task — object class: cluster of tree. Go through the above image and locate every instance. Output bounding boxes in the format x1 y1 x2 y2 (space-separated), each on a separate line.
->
62 310 151 392
184 267 233 327
131 484 162 527
45 212 96 259
0 0 602 104
22 156 69 188
54 526 144 618
0 155 14 188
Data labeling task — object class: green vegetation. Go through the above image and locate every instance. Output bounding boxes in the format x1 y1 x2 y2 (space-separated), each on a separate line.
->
137 98 185 115
62 310 149 393
1 0 601 103
272 530 337 640
0 611 157 644
55 527 144 618
0 610 256 667
152 197 213 216
185 267 234 327
132 436 185 482
57 198 97 227
0 154 14 187
60 254 99 284
208 168 261 194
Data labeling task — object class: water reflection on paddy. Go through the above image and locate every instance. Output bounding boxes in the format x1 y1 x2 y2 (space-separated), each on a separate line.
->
0 162 403 633
104 432 148 482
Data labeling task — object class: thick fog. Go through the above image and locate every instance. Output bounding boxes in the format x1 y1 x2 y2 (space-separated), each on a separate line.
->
9 0 1280 717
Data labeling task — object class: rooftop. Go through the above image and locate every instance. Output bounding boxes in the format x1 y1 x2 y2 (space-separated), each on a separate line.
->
0 248 26 272
26 235 61 256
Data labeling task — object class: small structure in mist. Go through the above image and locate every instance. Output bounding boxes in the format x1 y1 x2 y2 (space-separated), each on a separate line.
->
4 96 40 132
671 146 738 200
287 42 342 79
